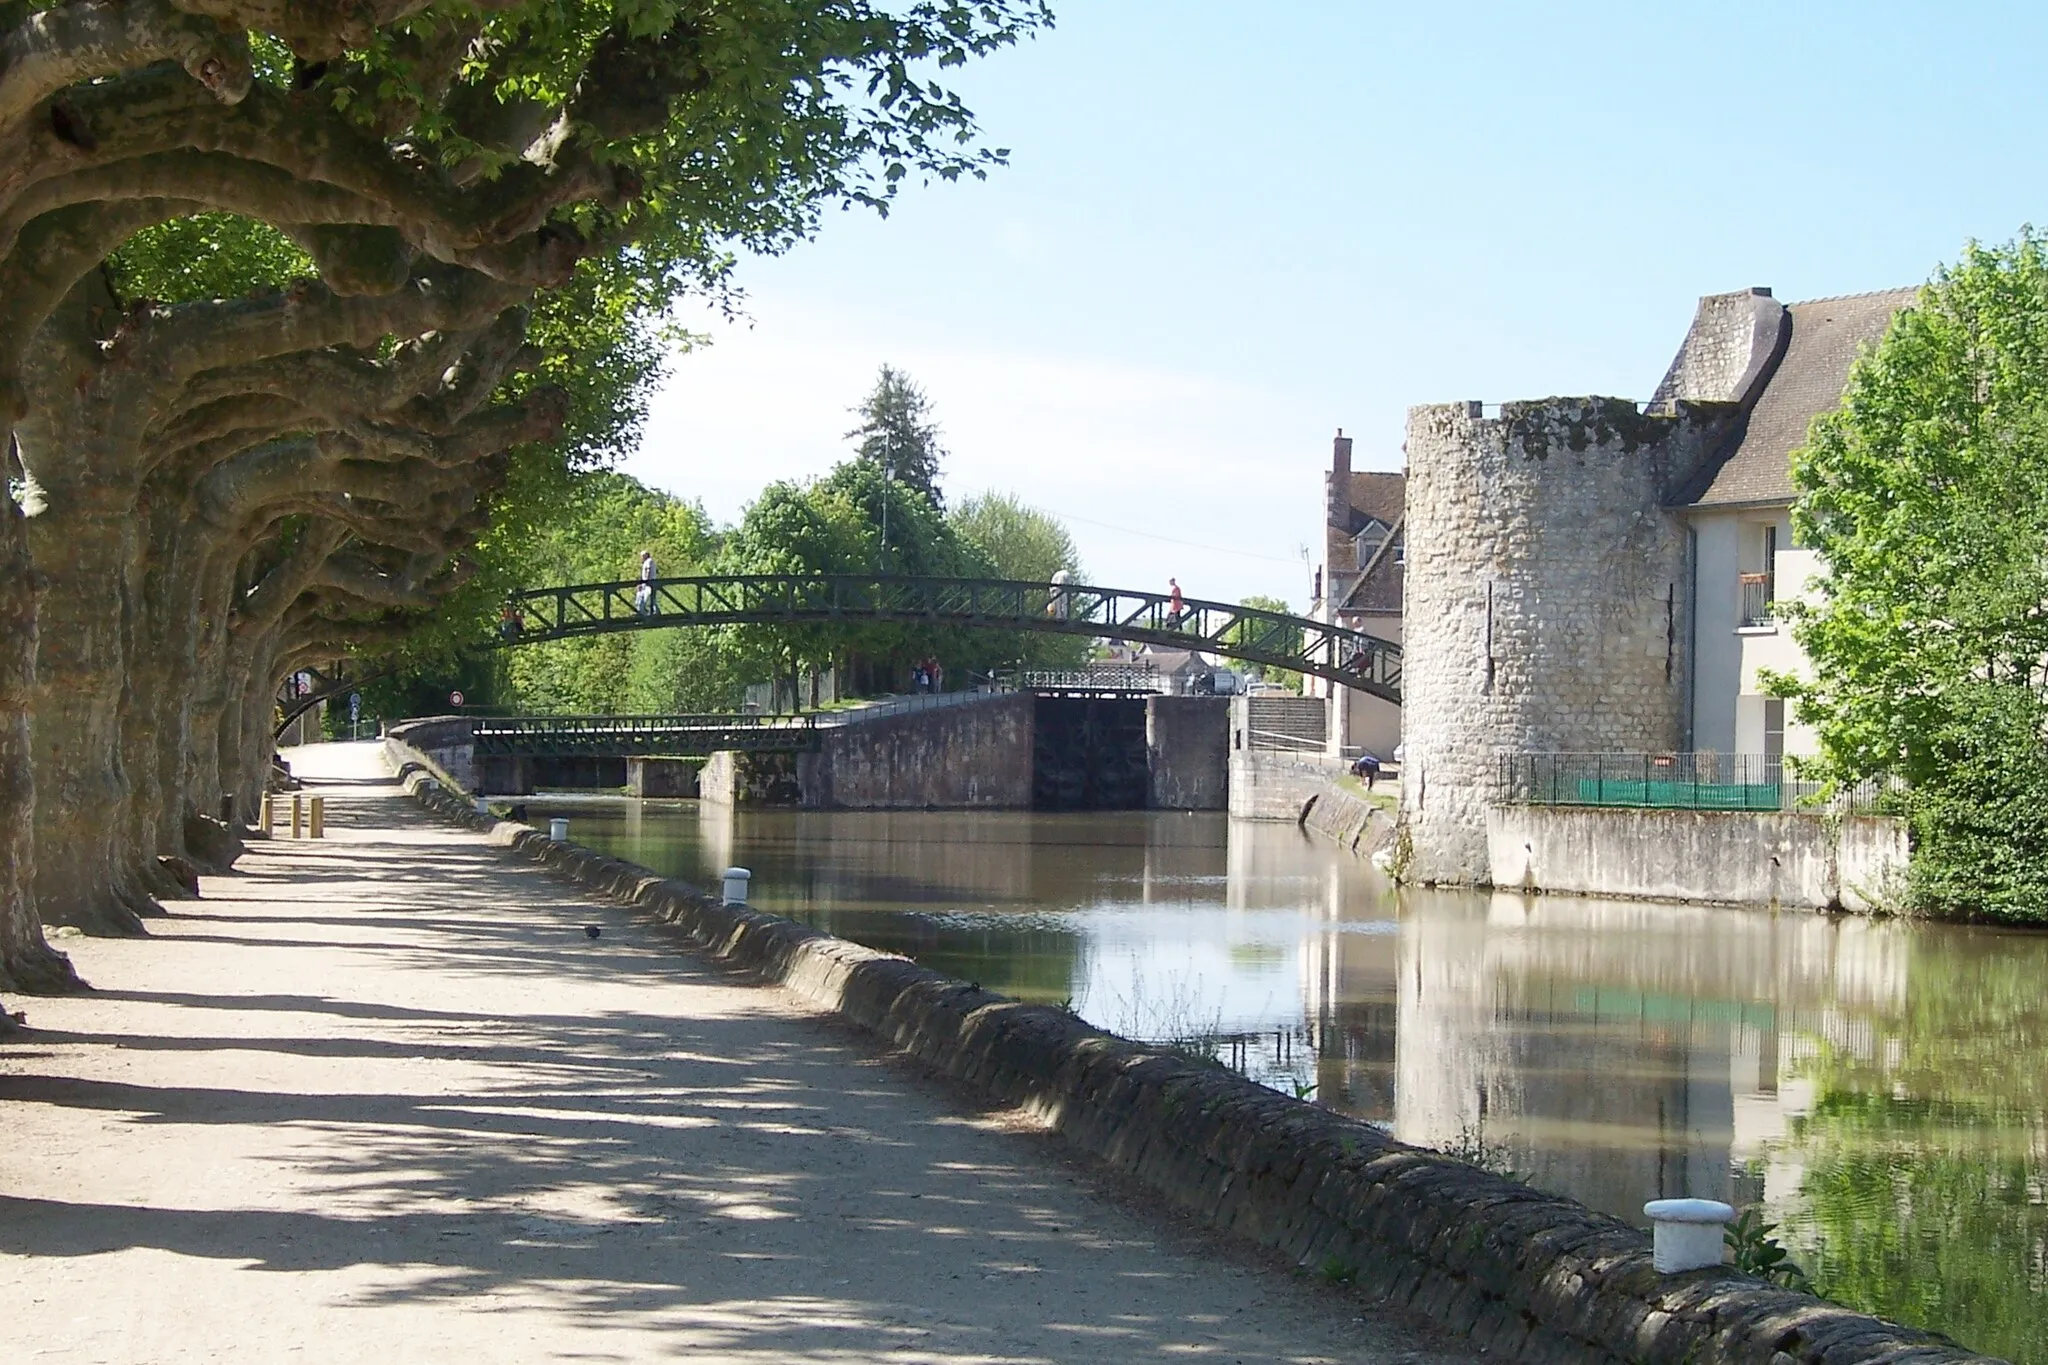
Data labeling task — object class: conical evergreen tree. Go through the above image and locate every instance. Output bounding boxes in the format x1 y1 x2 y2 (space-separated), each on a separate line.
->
846 365 947 508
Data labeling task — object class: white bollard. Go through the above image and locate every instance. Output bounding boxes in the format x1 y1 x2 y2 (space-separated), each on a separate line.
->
722 866 752 907
1643 1198 1734 1273
549 817 570 842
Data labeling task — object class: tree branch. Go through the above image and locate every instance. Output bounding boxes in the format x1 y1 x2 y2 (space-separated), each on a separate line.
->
0 0 250 132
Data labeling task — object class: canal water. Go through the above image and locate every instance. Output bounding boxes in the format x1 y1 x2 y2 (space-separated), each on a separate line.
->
531 797 2048 1362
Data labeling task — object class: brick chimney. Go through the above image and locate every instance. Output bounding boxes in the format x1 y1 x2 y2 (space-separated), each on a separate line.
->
1325 429 1352 528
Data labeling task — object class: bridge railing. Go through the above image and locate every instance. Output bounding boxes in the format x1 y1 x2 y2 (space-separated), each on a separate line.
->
474 713 820 757
997 664 1164 693
811 690 1002 724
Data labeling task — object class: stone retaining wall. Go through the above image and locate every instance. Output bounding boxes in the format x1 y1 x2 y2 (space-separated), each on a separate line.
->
1229 748 1342 820
385 716 475 793
1304 784 1398 860
384 735 1999 1365
1487 806 1908 912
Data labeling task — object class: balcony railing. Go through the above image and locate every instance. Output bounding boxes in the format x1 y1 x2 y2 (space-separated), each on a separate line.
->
1739 571 1775 627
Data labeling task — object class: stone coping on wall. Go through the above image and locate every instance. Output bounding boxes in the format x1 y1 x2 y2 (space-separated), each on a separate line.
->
382 735 2001 1365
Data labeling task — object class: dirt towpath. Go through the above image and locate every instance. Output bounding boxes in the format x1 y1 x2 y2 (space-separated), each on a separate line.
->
1 742 1462 1364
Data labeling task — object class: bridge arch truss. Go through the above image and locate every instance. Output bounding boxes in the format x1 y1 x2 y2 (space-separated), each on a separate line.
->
502 575 1400 702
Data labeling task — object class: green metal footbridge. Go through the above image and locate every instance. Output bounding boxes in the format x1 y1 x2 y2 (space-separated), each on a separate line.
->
501 574 1401 702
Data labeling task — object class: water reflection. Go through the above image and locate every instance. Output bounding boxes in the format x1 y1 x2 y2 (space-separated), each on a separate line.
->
532 797 2047 1362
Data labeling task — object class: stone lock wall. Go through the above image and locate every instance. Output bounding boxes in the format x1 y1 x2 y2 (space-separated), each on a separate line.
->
699 749 802 806
1400 399 1723 884
1144 695 1228 810
797 692 1034 809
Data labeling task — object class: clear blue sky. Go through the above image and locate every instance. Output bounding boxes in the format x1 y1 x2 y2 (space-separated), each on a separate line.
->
629 1 2048 607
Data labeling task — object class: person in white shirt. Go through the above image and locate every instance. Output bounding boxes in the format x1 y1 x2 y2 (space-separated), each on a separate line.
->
635 550 656 614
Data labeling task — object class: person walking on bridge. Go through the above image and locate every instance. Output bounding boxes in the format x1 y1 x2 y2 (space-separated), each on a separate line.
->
635 550 657 615
1167 577 1185 628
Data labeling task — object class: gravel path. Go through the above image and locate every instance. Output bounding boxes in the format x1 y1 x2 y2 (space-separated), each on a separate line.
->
1 742 1464 1364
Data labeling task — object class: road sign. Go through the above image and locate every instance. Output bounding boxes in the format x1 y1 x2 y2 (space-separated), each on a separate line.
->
348 692 361 721
450 690 465 707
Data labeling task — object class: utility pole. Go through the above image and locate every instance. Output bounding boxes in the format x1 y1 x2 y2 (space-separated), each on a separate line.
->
879 432 893 570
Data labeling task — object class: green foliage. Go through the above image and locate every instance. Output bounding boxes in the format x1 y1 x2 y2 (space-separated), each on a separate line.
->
520 257 680 472
717 459 1021 691
1316 1255 1360 1286
105 215 316 303
1434 1123 1531 1185
948 491 1079 581
1779 231 2048 919
307 2 1054 301
102 2 1050 712
846 364 947 505
492 472 730 713
1229 595 1304 691
1725 1206 1817 1294
948 491 1088 670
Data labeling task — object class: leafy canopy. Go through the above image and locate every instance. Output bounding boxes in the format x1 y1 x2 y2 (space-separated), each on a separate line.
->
949 490 1080 581
1779 230 2048 918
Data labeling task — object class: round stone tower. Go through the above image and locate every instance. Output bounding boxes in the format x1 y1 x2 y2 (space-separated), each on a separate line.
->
1398 397 1703 885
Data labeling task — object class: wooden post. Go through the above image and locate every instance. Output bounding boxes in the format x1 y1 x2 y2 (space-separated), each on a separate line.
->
290 793 304 839
309 796 324 839
259 792 274 832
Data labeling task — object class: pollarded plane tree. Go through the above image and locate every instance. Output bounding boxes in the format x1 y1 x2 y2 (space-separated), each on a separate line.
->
18 260 547 936
187 362 564 838
121 294 540 887
0 0 1049 994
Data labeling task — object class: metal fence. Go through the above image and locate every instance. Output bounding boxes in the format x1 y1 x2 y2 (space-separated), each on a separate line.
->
999 664 1163 693
1497 752 1903 815
1499 752 1784 811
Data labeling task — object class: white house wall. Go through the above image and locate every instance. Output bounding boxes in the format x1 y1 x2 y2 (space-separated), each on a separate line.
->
1739 543 1819 760
1689 513 1742 754
1690 508 1818 760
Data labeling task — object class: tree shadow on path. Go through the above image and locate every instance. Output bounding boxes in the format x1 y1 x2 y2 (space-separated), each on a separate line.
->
0 785 1457 1364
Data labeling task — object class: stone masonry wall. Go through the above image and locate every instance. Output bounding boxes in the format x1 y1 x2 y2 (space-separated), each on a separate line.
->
699 749 801 806
1648 289 1786 409
1400 399 1715 884
384 716 475 793
1145 695 1228 810
797 692 1033 808
387 741 1999 1365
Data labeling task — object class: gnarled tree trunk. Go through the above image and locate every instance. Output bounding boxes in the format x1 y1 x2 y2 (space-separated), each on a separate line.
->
0 480 80 994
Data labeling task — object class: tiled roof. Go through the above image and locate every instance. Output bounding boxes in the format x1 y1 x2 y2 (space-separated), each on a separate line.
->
1340 514 1403 615
1682 287 1917 508
1324 471 1404 597
1344 471 1404 531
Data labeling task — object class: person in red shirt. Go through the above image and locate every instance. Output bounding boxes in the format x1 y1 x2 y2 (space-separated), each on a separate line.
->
1167 577 1185 626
